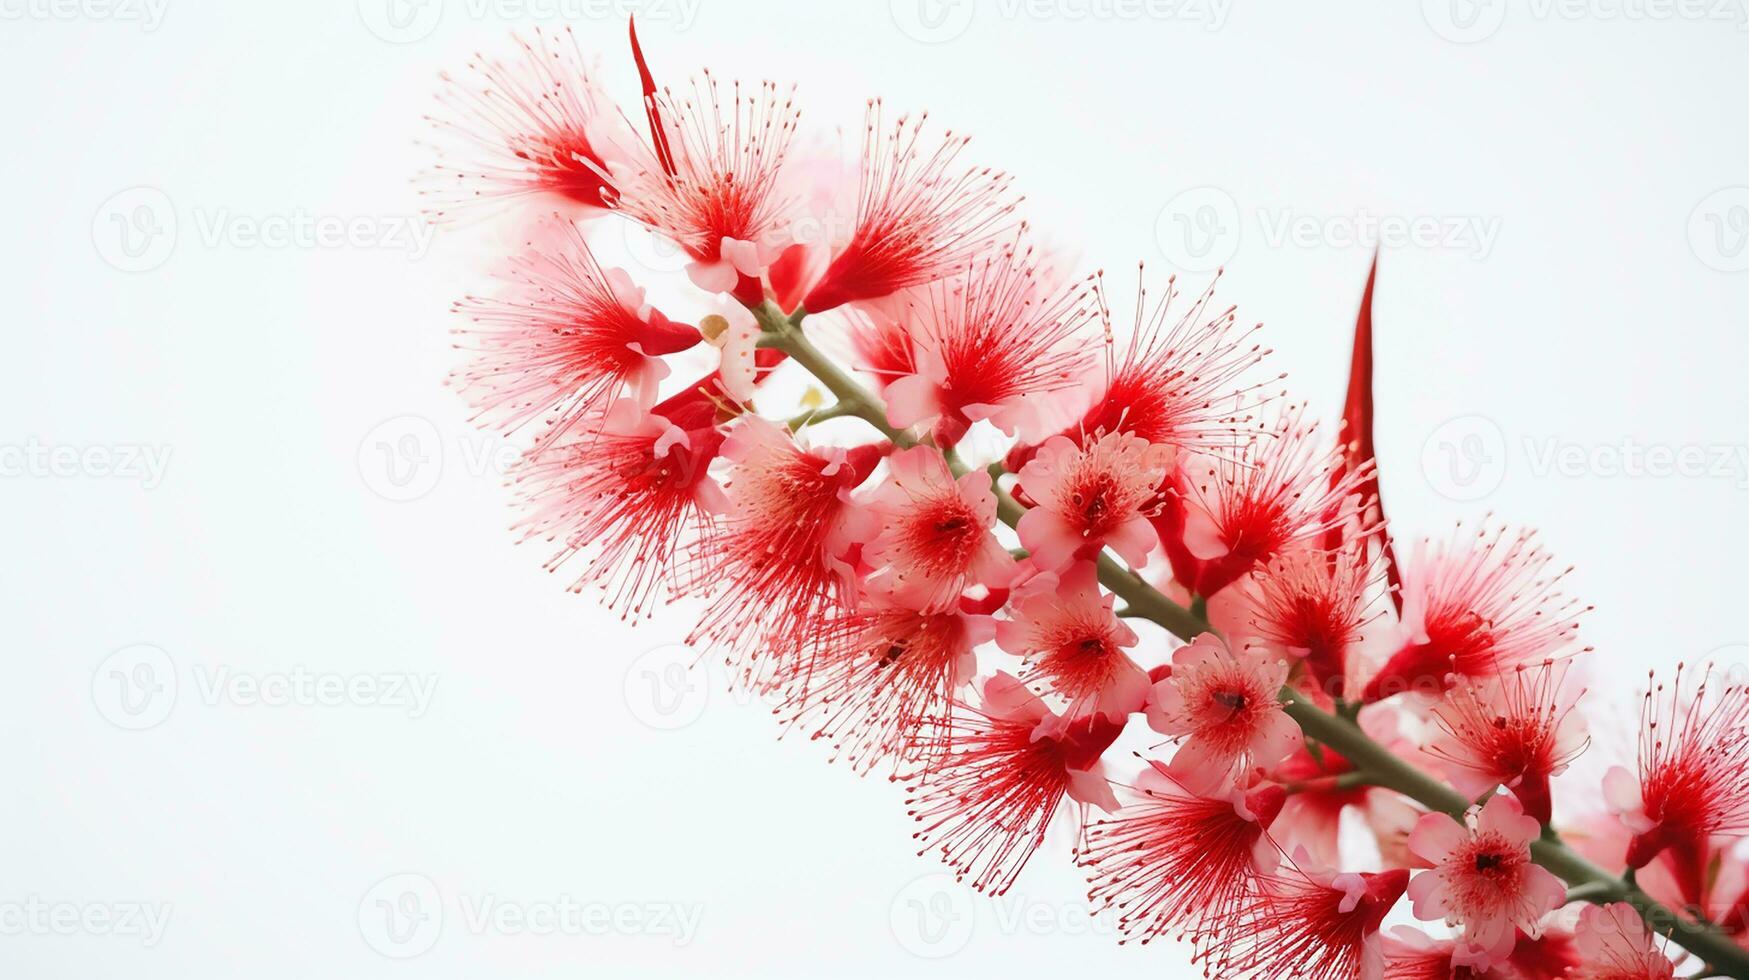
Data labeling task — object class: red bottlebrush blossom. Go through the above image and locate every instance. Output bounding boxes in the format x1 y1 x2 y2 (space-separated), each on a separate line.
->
1154 406 1371 598
1570 903 1677 980
450 216 699 440
607 53 799 300
776 598 994 775
801 104 1017 313
1014 431 1170 572
880 242 1098 446
845 308 917 395
1212 539 1382 704
1426 659 1589 824
683 417 884 688
511 394 727 617
994 562 1149 723
1145 633 1299 794
906 673 1123 894
1074 268 1276 452
1363 523 1590 704
1407 794 1567 970
1604 663 1749 874
418 28 625 220
1080 761 1284 946
1198 857 1410 980
863 446 1017 612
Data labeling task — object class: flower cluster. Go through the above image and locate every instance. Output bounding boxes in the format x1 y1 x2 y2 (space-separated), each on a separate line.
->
421 23 1749 979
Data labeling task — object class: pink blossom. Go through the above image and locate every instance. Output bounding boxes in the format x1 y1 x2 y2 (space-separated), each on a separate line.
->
1571 903 1676 980
863 446 1017 612
1145 633 1299 794
1014 431 1168 571
1406 794 1567 969
995 562 1149 722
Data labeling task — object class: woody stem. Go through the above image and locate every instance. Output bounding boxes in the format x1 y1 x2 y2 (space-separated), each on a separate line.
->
748 300 1749 978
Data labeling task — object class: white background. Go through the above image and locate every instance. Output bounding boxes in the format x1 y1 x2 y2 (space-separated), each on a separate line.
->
3 0 1747 976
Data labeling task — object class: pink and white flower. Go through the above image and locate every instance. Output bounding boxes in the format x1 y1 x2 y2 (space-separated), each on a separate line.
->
1145 633 1299 794
1014 431 1168 571
1406 794 1567 969
863 446 1017 612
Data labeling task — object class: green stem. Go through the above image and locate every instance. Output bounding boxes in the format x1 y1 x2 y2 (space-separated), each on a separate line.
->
748 301 1749 978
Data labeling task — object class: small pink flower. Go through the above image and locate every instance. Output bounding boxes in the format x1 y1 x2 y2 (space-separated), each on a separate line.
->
1406 794 1567 969
1145 633 1299 794
863 446 1017 612
995 562 1149 722
1014 431 1168 571
1571 903 1676 980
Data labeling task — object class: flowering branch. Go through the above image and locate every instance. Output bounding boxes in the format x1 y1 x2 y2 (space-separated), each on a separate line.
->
753 299 1749 979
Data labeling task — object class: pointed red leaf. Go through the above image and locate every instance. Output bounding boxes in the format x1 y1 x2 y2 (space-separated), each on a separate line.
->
1333 252 1403 613
627 17 677 177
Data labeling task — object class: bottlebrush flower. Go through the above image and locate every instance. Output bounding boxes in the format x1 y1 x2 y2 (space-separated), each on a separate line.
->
1145 633 1299 794
1362 523 1589 704
450 216 700 439
1570 903 1676 980
683 417 885 688
1153 406 1370 598
880 241 1098 446
1604 663 1749 873
1407 794 1567 969
905 672 1123 894
1197 856 1410 980
994 562 1149 722
511 393 727 616
1073 268 1275 452
775 598 994 775
1080 761 1284 945
800 105 1017 314
607 39 799 300
1210 539 1382 704
863 446 1017 612
418 28 626 221
1013 431 1169 571
1426 659 1589 824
